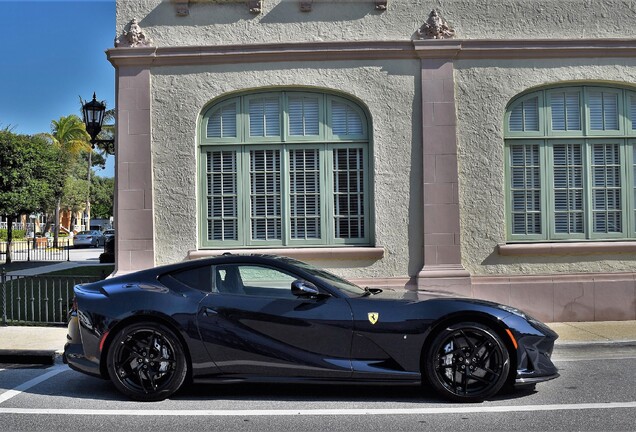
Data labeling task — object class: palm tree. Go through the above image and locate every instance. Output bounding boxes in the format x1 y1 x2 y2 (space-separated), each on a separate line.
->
40 115 91 246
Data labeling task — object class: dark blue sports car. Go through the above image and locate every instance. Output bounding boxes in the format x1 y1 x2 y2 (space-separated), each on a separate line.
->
64 255 558 402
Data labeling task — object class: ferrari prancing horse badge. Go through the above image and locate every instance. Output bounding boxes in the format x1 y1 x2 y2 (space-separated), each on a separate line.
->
368 312 379 325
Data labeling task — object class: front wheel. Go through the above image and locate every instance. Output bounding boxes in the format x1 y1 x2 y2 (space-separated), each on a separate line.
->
106 322 188 401
423 322 510 402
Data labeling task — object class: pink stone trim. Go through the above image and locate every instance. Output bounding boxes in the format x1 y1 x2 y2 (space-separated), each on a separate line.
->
472 272 636 322
107 41 418 67
419 264 470 279
498 241 636 256
414 38 636 59
107 39 636 68
187 247 385 261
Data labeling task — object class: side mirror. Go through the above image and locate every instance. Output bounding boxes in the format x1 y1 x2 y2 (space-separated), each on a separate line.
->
291 280 321 298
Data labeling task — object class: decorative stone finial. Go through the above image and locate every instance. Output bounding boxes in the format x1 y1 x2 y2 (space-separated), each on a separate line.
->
115 18 154 48
417 10 455 40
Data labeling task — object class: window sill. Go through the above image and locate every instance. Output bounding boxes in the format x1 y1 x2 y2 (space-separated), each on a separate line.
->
498 241 636 256
187 247 385 261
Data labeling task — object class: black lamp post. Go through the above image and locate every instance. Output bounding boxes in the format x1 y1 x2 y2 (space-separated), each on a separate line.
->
81 93 115 233
82 92 113 148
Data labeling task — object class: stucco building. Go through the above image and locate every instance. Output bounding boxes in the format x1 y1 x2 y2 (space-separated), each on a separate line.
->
108 0 636 322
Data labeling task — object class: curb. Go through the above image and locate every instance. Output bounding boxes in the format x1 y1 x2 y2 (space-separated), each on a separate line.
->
0 349 58 365
554 340 636 349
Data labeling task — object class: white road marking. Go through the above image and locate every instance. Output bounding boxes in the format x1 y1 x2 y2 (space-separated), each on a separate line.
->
555 356 636 362
0 365 67 405
0 402 635 416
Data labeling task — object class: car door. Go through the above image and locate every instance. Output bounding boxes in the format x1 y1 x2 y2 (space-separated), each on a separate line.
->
196 262 354 378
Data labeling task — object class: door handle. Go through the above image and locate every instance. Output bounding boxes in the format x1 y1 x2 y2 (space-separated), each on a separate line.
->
203 307 218 316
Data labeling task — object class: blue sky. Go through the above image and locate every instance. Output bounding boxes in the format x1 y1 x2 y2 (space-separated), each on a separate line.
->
0 0 116 177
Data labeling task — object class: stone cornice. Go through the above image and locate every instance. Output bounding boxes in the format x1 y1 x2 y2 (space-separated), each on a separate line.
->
106 41 417 67
107 38 636 68
413 38 636 59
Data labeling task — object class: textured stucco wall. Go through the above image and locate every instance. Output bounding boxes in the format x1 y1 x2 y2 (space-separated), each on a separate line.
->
117 0 636 46
454 58 636 276
150 60 422 279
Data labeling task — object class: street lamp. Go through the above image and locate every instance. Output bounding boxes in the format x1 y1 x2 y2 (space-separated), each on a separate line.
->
81 93 115 233
82 92 113 148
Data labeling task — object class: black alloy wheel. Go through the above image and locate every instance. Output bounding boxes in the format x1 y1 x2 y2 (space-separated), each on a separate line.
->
424 322 510 402
106 323 187 401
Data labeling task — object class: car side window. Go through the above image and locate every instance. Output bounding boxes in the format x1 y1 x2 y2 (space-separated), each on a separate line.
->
214 264 297 299
165 265 213 292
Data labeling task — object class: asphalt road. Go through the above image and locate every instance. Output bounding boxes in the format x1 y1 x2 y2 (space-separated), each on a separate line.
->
0 344 634 432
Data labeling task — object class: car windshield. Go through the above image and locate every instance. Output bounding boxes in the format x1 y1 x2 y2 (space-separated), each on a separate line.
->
77 231 91 235
277 257 366 297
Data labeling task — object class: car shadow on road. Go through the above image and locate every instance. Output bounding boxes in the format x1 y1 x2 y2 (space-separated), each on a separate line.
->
4 366 538 404
172 381 539 404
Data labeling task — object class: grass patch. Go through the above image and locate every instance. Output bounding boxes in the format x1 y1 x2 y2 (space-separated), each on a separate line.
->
43 265 114 278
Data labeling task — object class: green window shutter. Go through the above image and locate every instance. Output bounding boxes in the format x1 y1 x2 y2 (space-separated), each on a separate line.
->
207 102 237 138
630 95 636 131
509 143 542 235
509 96 539 132
206 150 238 241
332 101 363 135
552 143 584 234
589 91 619 131
550 91 581 131
249 149 282 241
591 143 622 233
505 86 636 241
200 90 370 248
289 148 321 240
633 143 636 232
288 96 320 136
333 147 365 239
249 97 280 138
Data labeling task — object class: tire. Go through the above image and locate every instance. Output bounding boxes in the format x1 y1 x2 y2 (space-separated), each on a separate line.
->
106 322 188 401
423 322 510 402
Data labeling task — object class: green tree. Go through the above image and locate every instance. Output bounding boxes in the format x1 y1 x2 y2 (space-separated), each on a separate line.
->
90 176 114 219
40 115 91 245
61 160 90 230
0 131 63 262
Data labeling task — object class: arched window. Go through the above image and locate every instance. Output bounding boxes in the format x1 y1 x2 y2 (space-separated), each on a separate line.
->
504 85 636 241
199 90 371 248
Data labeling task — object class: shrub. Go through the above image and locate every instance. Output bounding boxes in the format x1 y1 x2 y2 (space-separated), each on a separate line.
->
0 229 26 241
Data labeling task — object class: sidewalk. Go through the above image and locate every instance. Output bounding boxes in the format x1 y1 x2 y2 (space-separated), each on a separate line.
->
1 321 634 365
5 261 112 277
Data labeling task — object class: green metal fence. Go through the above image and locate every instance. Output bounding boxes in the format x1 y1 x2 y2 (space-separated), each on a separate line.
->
0 271 100 325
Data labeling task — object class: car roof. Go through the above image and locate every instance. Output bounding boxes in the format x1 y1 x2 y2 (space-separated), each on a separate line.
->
117 254 304 281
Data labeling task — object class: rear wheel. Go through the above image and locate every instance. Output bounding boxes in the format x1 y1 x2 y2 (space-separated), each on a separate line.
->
106 322 187 401
423 322 510 402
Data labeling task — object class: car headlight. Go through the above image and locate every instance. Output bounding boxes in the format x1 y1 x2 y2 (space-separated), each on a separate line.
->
498 304 546 328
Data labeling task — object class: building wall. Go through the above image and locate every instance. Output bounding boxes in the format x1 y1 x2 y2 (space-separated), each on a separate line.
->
117 0 636 45
455 58 636 275
112 0 636 320
151 60 422 278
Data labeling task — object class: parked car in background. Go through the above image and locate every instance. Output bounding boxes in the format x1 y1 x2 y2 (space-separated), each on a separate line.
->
73 230 105 248
103 229 115 240
99 235 115 263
